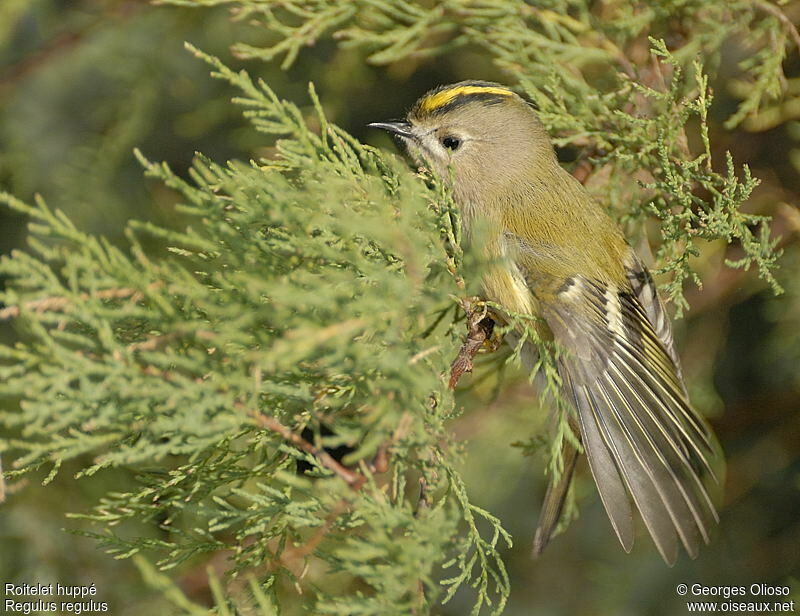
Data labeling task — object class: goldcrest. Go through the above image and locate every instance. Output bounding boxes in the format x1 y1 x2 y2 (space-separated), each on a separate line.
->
370 81 723 565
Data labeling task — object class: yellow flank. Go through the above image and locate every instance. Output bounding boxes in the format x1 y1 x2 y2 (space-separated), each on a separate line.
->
483 263 536 316
419 85 514 113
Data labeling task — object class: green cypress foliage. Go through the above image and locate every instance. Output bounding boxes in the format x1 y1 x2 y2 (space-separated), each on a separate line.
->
1 1 795 613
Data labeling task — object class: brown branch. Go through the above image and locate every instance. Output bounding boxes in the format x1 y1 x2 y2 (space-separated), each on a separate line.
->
449 303 496 389
126 330 215 353
248 409 366 489
0 296 70 320
416 476 430 513
0 456 5 504
0 1 143 95
181 498 351 603
371 445 391 474
369 410 416 476
570 159 596 184
755 1 800 53
126 333 177 353
0 283 162 321
280 499 350 563
0 32 85 94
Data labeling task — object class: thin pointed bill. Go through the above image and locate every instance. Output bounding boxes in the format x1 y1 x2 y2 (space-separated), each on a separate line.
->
367 121 414 139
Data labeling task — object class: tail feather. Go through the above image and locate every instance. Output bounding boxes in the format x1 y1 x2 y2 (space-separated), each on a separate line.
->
532 438 580 557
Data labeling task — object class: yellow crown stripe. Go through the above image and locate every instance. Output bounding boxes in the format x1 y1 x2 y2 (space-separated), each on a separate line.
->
419 85 514 113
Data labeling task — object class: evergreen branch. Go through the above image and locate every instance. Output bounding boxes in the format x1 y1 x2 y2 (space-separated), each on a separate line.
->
2 4 794 614
0 284 161 320
449 300 495 389
754 0 800 53
0 457 5 504
248 408 366 488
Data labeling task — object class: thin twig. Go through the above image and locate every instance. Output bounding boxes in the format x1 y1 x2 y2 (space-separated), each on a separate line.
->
408 345 441 365
371 445 391 474
755 1 800 53
1 296 70 320
0 283 162 321
416 476 429 512
249 409 366 489
0 3 142 95
0 456 5 504
449 303 495 389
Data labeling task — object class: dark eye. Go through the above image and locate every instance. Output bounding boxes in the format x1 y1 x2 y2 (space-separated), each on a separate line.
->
441 136 461 150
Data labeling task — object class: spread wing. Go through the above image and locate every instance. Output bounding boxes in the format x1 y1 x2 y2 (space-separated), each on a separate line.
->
542 272 722 564
624 252 684 387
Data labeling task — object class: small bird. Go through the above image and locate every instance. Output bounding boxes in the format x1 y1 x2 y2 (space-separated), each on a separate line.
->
369 81 724 565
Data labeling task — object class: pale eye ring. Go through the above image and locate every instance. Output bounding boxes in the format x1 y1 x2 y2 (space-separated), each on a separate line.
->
441 136 461 151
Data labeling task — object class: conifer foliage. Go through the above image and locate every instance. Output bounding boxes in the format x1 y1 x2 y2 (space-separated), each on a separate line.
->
1 1 797 613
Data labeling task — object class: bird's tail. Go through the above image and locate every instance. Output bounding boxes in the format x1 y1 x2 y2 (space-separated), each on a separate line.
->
532 436 580 557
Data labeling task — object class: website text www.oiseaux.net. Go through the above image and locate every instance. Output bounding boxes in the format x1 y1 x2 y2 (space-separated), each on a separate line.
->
678 583 795 613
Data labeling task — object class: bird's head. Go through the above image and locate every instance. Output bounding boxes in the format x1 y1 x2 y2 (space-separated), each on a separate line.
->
369 81 556 202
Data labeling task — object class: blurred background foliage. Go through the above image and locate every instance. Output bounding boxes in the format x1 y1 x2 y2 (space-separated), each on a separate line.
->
1 1 799 615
